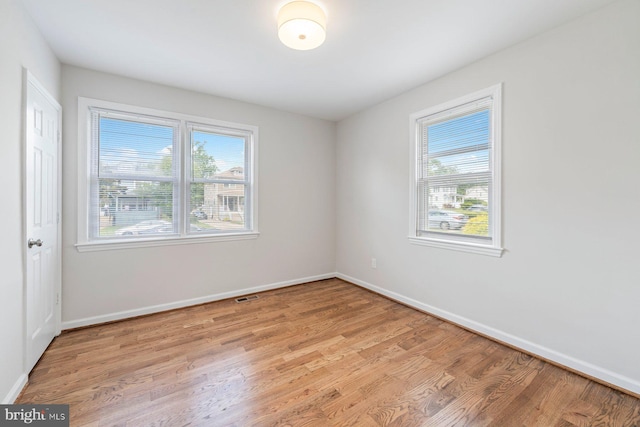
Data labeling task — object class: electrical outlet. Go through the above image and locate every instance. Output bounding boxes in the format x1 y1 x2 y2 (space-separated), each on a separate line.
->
371 258 377 269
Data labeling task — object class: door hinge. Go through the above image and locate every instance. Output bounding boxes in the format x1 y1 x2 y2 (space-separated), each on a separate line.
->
57 212 60 224
56 293 60 305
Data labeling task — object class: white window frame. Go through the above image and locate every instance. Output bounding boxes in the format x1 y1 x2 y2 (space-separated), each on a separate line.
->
408 84 503 257
76 97 259 252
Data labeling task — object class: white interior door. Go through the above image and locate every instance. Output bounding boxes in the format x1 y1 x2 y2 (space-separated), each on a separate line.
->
24 70 61 373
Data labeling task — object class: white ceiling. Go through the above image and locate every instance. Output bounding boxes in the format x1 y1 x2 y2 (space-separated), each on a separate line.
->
21 0 616 121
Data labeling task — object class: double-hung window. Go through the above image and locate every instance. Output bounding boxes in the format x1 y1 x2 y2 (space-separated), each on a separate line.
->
409 84 503 257
77 98 258 251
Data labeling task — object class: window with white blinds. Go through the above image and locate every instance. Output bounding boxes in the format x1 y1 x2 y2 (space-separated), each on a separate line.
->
77 98 258 250
90 109 179 239
409 84 503 257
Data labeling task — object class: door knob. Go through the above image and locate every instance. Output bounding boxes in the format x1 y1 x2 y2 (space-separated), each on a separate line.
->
28 238 43 248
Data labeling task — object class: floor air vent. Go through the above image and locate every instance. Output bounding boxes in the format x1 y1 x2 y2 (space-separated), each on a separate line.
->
235 295 259 303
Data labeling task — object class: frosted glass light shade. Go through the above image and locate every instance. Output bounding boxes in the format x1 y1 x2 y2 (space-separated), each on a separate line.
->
278 1 326 50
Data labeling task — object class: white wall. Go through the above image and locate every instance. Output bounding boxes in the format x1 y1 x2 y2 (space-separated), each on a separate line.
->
336 0 640 394
0 0 61 403
61 66 336 326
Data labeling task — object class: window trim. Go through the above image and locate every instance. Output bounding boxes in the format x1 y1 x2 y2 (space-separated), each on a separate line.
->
76 97 259 252
408 84 503 257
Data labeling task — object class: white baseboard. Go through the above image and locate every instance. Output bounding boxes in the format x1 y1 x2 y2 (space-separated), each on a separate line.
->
337 272 640 396
62 273 337 330
2 373 27 404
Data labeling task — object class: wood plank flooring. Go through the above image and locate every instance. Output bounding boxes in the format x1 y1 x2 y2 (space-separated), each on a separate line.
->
17 279 640 426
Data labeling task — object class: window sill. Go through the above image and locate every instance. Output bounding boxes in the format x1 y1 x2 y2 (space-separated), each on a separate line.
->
408 236 503 257
76 232 260 252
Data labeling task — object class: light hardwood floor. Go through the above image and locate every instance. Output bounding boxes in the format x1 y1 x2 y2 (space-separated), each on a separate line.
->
17 279 640 426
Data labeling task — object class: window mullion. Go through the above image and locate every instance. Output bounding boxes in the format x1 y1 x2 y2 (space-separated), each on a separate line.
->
192 178 249 185
427 143 489 159
426 171 491 185
98 173 175 182
179 121 188 235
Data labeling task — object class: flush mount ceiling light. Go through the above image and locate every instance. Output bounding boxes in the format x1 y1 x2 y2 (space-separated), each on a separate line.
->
277 1 326 50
